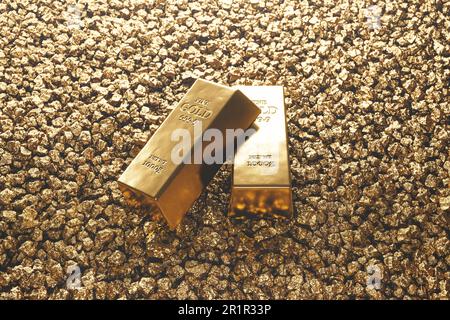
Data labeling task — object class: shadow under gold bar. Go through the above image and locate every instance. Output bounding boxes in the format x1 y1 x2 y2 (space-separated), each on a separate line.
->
229 86 293 218
118 79 261 229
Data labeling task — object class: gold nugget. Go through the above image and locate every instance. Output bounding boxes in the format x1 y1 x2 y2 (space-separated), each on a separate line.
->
118 79 260 229
229 86 293 218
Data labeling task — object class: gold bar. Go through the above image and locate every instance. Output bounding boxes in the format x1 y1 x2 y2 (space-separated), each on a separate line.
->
118 79 260 229
229 86 293 218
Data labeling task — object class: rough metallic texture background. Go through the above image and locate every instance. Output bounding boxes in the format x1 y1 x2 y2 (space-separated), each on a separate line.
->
0 0 448 299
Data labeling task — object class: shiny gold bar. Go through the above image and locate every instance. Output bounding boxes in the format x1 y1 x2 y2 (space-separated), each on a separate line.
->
118 79 260 229
229 86 293 218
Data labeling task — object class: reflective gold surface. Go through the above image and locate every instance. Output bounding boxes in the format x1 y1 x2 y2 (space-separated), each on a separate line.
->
118 79 260 229
229 86 293 218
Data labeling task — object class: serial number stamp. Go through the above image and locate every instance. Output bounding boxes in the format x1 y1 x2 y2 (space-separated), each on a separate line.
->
253 99 277 123
178 97 212 125
142 154 167 174
247 154 275 167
